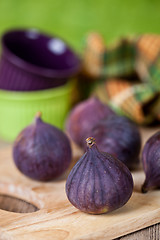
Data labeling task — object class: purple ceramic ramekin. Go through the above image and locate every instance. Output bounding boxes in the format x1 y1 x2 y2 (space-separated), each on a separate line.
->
0 29 80 91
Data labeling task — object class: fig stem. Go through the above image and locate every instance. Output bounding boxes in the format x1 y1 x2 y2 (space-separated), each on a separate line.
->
34 111 42 124
35 111 42 118
86 137 96 148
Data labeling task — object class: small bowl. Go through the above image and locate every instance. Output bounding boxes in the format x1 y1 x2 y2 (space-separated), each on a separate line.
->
0 28 80 91
0 81 73 141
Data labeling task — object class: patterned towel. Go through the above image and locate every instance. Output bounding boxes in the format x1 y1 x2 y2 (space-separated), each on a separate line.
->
82 33 160 124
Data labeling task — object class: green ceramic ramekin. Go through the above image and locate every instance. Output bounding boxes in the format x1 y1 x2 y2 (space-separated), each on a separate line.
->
0 81 73 141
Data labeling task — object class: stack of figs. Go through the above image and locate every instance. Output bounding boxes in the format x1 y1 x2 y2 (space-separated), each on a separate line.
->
12 97 160 215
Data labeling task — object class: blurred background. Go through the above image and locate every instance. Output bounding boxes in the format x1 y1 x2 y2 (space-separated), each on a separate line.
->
0 0 160 52
0 0 160 142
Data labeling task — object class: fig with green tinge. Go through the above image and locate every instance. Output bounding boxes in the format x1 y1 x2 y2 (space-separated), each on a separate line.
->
66 137 133 214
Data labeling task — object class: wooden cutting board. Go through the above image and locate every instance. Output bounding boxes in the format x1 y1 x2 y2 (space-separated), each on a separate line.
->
0 127 160 240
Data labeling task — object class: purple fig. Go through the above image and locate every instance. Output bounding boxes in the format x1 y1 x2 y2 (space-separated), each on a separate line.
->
66 137 133 214
13 112 72 181
142 131 160 193
89 115 141 170
66 97 115 147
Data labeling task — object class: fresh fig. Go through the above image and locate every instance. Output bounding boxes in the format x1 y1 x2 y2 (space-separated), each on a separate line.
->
89 115 141 169
13 112 72 181
66 97 115 147
142 131 160 193
66 137 133 214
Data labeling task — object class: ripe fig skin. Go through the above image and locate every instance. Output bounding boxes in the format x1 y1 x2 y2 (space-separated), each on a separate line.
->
88 115 141 170
65 97 115 147
66 137 133 214
142 131 160 193
13 113 72 181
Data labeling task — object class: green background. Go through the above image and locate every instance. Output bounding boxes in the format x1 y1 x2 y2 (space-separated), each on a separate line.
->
0 0 160 52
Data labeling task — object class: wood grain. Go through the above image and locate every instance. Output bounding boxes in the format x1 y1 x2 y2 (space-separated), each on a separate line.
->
116 223 160 240
0 126 159 240
1 193 159 240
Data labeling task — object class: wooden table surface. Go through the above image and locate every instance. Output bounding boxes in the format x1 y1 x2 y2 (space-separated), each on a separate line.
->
0 194 159 240
0 126 159 240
